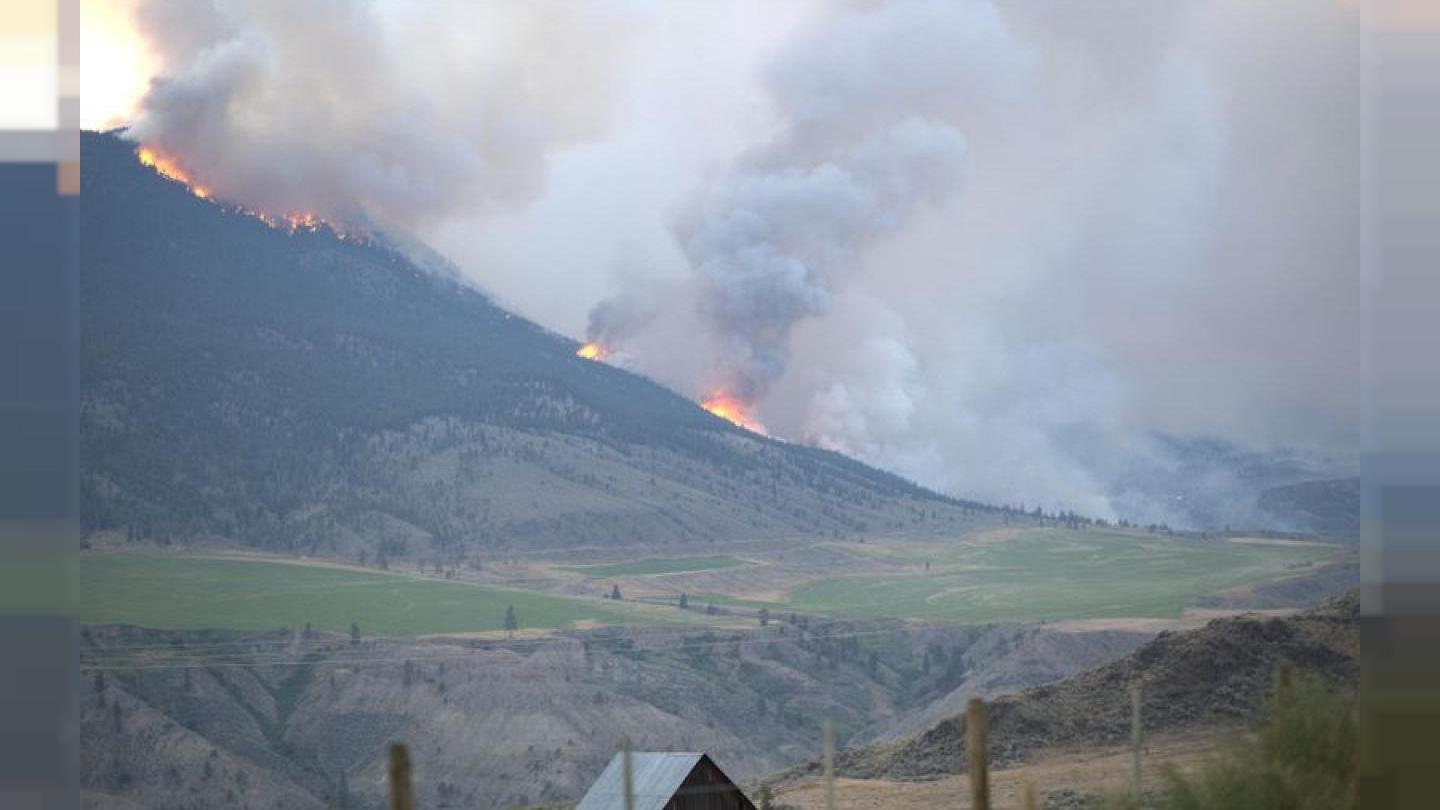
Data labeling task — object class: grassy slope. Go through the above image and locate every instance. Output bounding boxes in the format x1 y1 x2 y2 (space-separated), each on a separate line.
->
563 555 749 577
747 529 1342 624
77 555 657 636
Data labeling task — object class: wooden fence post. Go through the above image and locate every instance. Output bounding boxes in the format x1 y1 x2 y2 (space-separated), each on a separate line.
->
623 736 635 810
967 699 990 810
387 743 412 810
1130 684 1143 799
823 720 836 810
1022 780 1038 810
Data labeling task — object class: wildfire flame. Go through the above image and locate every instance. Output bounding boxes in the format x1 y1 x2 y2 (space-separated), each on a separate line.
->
137 147 200 194
576 342 606 361
700 391 767 435
135 146 357 240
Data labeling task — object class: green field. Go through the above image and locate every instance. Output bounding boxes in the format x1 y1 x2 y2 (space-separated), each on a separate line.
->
77 555 654 637
563 555 748 577
74 531 1348 637
780 529 1345 624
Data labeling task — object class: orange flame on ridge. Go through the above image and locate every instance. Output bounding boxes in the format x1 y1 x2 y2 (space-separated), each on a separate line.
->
576 342 606 361
137 147 204 198
700 391 767 435
135 146 357 240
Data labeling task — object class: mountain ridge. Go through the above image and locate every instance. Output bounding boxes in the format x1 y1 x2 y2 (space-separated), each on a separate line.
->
80 130 1004 561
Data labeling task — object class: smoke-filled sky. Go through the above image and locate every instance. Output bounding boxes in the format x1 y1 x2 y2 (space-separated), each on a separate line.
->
85 0 1363 526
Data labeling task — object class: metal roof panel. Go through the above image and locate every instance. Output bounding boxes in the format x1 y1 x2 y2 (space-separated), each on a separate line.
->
574 752 706 810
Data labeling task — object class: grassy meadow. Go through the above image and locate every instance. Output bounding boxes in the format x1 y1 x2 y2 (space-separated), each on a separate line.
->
77 555 655 637
563 555 749 577
781 529 1344 623
76 529 1347 637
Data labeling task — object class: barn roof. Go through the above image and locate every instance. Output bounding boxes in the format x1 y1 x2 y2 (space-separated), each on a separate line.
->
574 752 712 810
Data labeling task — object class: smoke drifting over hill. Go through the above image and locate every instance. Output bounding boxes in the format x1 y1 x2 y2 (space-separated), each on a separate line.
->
123 0 638 231
586 0 1360 525
112 0 1362 527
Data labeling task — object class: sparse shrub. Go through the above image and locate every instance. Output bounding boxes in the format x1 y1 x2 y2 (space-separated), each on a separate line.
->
1102 665 1356 810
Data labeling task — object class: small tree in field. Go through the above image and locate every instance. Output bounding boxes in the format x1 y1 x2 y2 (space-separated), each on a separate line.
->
349 621 361 645
758 607 770 627
679 592 689 609
504 605 518 638
610 584 622 601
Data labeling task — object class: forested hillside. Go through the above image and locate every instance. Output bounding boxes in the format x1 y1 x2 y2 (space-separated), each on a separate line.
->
80 131 995 560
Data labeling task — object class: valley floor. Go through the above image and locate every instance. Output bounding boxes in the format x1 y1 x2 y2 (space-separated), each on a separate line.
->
78 525 1353 635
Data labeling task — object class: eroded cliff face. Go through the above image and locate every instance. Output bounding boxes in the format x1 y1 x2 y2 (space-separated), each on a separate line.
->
80 618 1149 810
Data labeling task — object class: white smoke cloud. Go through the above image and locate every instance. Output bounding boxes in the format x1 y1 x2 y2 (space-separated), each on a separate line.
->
125 0 642 231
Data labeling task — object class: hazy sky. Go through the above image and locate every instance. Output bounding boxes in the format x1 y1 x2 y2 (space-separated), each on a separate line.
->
85 0 1363 523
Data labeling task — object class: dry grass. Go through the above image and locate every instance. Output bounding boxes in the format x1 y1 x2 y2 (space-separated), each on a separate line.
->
771 729 1225 809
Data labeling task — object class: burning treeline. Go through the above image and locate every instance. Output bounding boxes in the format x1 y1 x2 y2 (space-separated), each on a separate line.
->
575 342 766 435
135 146 356 239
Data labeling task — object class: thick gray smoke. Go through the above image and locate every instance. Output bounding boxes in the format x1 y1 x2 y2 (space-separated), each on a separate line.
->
125 0 638 231
673 117 967 400
589 0 1361 527
588 0 1035 402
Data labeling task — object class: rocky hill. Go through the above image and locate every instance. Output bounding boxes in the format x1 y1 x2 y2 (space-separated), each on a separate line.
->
79 131 1006 561
815 592 1358 782
79 619 1146 809
1257 477 1361 540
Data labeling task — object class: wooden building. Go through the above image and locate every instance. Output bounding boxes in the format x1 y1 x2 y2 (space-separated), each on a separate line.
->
575 752 757 810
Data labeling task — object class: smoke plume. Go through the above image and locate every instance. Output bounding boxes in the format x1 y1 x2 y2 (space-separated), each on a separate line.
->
114 0 1363 527
124 0 639 232
587 0 1361 526
675 117 967 401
